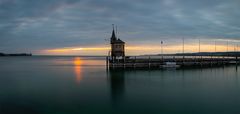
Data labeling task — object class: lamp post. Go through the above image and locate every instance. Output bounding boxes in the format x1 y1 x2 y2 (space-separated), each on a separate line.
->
199 39 201 53
237 44 239 52
183 38 185 59
234 45 236 52
227 40 229 52
104 38 110 56
161 41 163 60
215 40 217 53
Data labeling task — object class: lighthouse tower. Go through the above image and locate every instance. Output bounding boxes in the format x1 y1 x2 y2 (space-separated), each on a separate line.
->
110 25 125 59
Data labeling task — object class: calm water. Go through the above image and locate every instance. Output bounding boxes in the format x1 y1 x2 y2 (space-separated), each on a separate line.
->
0 56 240 114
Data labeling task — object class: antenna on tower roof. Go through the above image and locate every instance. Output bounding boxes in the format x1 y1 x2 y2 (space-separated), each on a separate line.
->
112 24 114 30
116 25 117 38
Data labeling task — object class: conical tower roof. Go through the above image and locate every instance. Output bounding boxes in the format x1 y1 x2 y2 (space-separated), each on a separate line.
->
110 25 117 43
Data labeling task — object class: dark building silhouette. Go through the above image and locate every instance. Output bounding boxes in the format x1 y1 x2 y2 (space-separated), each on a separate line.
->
110 25 125 59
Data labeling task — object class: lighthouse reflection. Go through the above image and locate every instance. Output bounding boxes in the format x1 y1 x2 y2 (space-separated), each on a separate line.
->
109 70 125 106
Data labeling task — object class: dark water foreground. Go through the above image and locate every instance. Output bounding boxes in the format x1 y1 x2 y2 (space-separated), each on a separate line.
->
0 56 240 114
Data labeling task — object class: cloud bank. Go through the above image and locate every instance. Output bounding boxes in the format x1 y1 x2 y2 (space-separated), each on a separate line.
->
0 0 240 54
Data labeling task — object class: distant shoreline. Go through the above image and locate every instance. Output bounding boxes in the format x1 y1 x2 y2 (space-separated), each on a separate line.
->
142 51 240 57
0 53 32 56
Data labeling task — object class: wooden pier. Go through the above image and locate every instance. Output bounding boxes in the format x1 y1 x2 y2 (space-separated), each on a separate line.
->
105 25 240 70
106 55 240 69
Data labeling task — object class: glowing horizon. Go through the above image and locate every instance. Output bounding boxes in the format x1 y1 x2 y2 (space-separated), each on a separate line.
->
39 43 240 56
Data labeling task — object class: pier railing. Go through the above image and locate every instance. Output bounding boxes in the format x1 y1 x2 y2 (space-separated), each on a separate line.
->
106 55 239 69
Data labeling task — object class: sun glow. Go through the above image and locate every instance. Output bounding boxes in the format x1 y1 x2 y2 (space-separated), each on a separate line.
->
74 57 82 84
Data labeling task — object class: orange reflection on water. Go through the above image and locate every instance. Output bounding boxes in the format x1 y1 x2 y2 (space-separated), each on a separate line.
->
74 57 82 84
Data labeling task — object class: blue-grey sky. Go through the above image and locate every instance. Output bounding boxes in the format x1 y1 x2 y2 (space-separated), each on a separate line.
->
0 0 240 55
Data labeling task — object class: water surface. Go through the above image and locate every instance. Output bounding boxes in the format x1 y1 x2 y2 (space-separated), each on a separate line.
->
0 56 240 114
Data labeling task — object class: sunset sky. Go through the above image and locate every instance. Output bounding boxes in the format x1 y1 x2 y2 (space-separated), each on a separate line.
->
0 0 240 55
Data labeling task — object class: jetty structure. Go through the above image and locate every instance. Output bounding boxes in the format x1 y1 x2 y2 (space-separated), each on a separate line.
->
0 53 32 56
106 26 240 69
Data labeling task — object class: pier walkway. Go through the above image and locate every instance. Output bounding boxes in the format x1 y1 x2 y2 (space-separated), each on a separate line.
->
107 55 240 69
